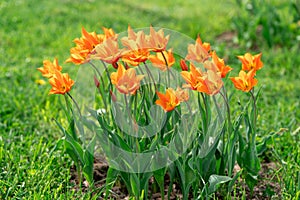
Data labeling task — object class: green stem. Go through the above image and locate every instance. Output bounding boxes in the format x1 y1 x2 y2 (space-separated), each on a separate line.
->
89 61 108 111
249 88 257 143
63 94 72 120
200 93 209 127
220 87 232 131
219 88 233 174
89 61 102 82
100 60 112 88
124 94 135 149
160 51 170 87
67 92 82 117
143 62 157 91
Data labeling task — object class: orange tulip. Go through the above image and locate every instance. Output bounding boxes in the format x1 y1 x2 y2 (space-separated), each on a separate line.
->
230 69 258 92
237 52 263 71
200 70 223 95
149 49 175 71
126 25 138 41
91 36 125 65
180 62 204 90
49 70 74 95
195 35 211 54
211 51 232 78
181 63 223 95
185 35 210 63
121 29 150 66
121 26 149 50
148 26 170 52
155 88 180 112
102 27 116 39
66 27 106 65
122 49 150 66
110 64 144 95
38 58 62 78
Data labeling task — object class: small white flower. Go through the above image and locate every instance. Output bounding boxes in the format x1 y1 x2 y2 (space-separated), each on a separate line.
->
97 108 106 115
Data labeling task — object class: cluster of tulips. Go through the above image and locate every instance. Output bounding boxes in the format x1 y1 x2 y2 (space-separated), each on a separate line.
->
38 25 264 199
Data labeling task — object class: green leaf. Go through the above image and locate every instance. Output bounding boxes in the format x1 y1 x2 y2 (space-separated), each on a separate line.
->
67 118 78 141
140 172 152 199
245 172 258 193
64 139 84 166
244 145 261 176
208 175 232 194
119 172 132 195
153 168 166 197
53 118 76 142
56 117 85 166
184 164 196 195
199 119 223 158
228 169 243 193
105 167 119 199
82 136 96 185
130 173 140 197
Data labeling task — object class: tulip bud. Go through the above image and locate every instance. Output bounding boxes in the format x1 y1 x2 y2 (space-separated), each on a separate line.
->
94 75 100 88
110 90 117 102
112 62 118 69
180 59 188 71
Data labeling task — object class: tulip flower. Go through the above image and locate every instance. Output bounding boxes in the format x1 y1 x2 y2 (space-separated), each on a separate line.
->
156 88 180 112
91 36 125 65
237 52 263 72
230 69 258 92
181 62 223 95
66 26 108 65
110 64 144 95
49 70 74 95
185 35 210 63
38 58 62 78
148 26 170 52
211 51 232 78
149 49 175 71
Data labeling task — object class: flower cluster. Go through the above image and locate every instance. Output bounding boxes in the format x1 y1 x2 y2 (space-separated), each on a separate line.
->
230 53 263 92
37 25 265 198
37 25 263 110
180 35 232 96
37 58 74 95
66 27 115 65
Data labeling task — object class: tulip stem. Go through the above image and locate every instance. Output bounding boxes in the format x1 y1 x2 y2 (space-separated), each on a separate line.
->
250 88 257 141
143 62 157 91
89 61 103 84
160 51 170 87
100 60 112 88
67 92 82 117
220 86 231 131
200 92 209 132
89 61 108 112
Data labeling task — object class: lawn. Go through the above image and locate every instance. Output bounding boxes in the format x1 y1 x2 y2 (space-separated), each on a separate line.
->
0 0 299 199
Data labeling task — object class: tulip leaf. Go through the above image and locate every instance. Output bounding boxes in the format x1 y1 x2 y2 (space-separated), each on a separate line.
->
208 174 232 194
153 168 166 197
228 169 243 192
105 167 119 199
130 173 140 197
82 135 96 185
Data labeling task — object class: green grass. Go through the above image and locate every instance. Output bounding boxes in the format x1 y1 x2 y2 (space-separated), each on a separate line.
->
0 0 299 199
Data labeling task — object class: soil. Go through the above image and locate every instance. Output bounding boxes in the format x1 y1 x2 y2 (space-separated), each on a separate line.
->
70 156 282 199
